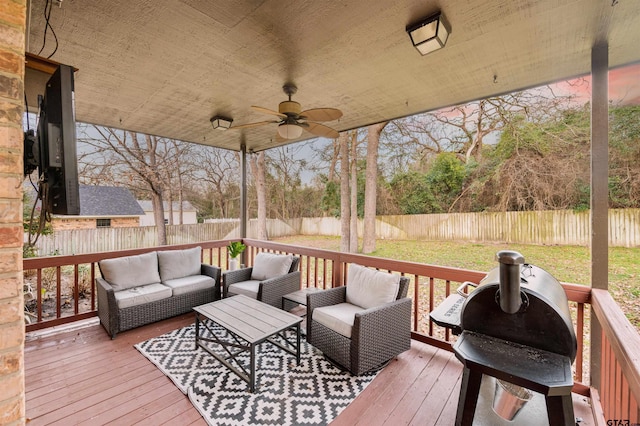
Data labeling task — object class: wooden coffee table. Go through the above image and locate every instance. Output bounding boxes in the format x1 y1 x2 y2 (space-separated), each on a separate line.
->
193 295 302 392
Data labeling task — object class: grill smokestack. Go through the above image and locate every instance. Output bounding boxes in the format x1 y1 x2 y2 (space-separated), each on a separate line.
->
496 250 525 314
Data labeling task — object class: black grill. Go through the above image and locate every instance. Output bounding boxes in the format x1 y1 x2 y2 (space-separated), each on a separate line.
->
431 251 578 425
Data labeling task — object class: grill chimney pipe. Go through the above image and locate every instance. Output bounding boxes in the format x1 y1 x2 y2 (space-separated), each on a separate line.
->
496 250 525 314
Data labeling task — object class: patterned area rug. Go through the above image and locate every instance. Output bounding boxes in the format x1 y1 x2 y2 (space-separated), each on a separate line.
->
135 322 377 426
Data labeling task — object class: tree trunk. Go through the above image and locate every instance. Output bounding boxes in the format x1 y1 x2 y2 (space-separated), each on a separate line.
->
177 172 184 224
349 131 358 252
151 191 166 245
328 139 339 182
339 133 350 252
362 122 387 253
143 134 168 245
167 192 174 225
250 151 268 240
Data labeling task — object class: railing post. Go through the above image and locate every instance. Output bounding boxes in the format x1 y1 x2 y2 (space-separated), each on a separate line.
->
332 259 343 287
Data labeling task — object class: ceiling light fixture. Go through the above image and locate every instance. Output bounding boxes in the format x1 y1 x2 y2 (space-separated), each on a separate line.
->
277 123 303 139
406 12 451 56
210 115 233 130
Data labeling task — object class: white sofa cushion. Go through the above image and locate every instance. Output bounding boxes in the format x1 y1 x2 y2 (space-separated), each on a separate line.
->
99 252 161 291
158 246 202 282
251 253 294 281
228 280 261 299
345 264 400 309
114 283 172 309
163 275 216 296
312 303 367 338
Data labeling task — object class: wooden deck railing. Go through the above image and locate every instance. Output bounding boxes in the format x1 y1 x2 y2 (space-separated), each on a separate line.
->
22 238 640 422
591 288 640 423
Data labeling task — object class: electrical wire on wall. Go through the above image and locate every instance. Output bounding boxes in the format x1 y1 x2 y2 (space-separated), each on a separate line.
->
23 82 51 249
25 180 51 248
36 0 59 59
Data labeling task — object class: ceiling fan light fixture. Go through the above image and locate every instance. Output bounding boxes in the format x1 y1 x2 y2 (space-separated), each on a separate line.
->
277 123 303 139
210 115 233 130
406 12 451 56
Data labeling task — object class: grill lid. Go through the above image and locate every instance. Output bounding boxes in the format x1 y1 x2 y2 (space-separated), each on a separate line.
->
430 251 577 361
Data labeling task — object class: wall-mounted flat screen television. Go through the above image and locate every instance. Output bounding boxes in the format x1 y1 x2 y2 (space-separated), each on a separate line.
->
28 64 80 215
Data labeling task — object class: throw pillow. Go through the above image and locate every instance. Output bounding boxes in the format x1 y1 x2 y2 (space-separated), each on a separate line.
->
345 264 400 309
157 246 202 282
251 252 294 281
99 251 161 291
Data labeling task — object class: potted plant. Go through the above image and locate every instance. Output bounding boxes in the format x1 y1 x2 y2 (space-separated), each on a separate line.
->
227 241 246 271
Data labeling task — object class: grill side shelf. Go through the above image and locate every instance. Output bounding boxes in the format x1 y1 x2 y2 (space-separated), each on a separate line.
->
429 293 465 335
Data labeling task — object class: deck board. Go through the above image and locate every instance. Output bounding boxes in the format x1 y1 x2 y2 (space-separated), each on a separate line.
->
25 314 596 425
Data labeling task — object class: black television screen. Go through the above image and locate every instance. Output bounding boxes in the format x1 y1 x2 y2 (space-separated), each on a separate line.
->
36 64 80 215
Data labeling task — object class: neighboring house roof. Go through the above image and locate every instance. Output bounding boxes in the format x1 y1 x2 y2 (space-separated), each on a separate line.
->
78 186 145 216
23 184 144 217
137 200 196 212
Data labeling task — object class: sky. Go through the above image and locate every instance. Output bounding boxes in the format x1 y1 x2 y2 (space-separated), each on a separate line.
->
553 62 640 106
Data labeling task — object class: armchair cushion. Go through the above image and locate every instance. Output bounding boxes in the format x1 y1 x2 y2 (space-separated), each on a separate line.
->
312 302 367 338
114 283 172 309
158 246 202 282
99 251 161 291
345 264 400 309
227 280 261 299
251 252 294 281
163 274 216 296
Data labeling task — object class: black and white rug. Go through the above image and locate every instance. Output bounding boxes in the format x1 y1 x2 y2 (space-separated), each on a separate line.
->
134 322 377 426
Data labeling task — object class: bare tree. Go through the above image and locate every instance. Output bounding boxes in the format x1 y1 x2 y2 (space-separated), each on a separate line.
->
155 139 196 225
327 139 340 182
198 147 240 217
266 145 307 219
78 127 169 244
362 122 387 253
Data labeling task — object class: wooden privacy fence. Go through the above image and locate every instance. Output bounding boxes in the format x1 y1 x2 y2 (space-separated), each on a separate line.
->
296 209 640 248
31 222 237 256
29 208 640 256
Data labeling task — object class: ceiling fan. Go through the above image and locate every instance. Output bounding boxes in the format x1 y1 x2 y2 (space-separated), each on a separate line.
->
231 84 343 140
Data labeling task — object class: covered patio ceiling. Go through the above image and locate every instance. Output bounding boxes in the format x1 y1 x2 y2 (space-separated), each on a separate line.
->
25 0 640 153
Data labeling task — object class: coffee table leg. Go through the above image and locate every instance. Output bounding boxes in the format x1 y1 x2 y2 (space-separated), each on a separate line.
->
296 323 301 364
194 313 200 350
250 343 256 392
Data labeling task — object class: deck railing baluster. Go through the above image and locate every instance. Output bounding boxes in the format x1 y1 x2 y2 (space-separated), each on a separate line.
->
74 264 79 314
56 266 61 319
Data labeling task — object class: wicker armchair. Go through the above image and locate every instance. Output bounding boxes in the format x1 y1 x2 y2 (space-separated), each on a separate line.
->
223 254 301 308
307 267 411 375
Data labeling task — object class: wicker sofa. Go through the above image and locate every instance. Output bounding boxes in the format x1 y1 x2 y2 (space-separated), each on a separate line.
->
97 246 221 338
307 264 411 375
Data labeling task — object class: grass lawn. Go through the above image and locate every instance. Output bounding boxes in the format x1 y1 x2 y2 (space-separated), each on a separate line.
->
273 235 640 329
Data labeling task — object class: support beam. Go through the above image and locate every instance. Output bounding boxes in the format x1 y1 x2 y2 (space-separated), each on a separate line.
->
589 42 609 391
240 144 247 240
591 43 609 291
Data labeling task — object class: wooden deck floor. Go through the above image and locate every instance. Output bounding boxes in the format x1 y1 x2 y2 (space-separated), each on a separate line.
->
25 314 595 425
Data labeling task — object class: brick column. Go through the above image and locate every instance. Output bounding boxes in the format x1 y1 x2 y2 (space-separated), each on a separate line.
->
0 1 27 424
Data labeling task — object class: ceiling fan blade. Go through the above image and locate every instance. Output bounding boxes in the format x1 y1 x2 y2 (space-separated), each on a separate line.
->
251 106 287 118
299 108 343 122
306 122 340 139
230 120 278 130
